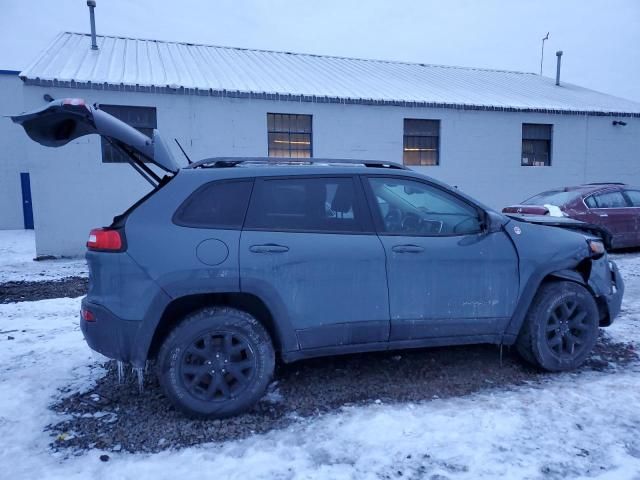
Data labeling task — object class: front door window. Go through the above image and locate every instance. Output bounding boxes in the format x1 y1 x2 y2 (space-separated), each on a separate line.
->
367 177 482 236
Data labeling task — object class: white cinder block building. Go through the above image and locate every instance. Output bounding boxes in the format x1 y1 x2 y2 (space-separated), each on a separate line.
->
2 32 640 256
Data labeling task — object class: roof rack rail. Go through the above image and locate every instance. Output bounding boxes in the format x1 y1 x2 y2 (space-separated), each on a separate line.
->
585 182 626 185
188 157 408 170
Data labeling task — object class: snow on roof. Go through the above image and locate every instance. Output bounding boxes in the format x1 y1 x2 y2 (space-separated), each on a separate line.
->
19 32 640 117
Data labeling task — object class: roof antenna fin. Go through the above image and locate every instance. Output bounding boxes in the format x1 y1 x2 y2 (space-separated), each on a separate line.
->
174 138 193 164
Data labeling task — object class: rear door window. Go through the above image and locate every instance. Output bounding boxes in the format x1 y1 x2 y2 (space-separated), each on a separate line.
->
173 179 253 228
588 191 628 208
245 177 364 232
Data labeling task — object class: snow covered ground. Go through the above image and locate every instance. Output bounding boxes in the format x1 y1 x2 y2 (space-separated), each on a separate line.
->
0 230 87 282
1 250 639 479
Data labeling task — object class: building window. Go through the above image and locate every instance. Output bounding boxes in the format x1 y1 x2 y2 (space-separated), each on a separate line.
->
403 119 440 166
267 113 312 158
522 123 552 166
100 105 157 163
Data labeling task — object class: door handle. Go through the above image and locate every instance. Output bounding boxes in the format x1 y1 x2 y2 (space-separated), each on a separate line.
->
392 244 425 253
249 244 290 253
599 213 609 217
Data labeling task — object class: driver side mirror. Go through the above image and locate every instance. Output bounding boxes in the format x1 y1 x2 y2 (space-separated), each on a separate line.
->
484 210 507 233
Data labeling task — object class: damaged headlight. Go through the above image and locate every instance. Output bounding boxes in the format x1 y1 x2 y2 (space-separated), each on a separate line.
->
588 239 605 259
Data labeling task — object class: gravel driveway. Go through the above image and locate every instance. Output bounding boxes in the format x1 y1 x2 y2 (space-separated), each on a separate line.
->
2 278 636 455
49 332 636 454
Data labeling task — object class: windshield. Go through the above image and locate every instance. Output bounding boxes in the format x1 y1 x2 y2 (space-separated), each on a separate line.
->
523 190 582 206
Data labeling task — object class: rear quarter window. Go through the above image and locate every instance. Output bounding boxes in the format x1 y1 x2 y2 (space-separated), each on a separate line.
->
584 196 598 208
173 179 253 229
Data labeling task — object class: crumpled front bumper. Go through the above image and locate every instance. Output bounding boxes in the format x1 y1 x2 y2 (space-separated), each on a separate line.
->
589 256 624 326
602 259 624 324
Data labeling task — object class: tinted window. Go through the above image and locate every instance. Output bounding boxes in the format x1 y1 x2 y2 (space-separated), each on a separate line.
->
174 180 253 228
368 177 481 235
245 177 362 232
589 191 627 208
624 190 640 207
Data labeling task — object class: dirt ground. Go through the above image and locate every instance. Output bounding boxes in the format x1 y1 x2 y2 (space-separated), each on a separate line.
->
0 277 88 304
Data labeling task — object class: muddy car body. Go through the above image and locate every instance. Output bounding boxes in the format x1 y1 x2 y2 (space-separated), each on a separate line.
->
12 100 624 418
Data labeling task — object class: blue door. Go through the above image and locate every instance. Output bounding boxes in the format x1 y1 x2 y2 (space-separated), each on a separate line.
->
240 176 390 350
364 175 520 339
20 172 34 230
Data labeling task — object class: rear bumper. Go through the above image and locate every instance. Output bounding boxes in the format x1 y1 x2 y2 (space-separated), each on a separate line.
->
80 298 140 363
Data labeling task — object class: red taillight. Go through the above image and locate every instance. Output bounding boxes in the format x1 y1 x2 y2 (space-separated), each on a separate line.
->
62 98 86 107
87 228 123 251
81 308 95 322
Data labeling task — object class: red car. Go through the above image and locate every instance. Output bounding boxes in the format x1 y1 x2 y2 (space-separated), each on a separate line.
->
503 183 640 249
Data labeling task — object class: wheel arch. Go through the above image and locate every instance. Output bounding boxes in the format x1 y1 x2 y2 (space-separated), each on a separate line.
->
503 258 606 341
547 268 589 286
145 292 295 361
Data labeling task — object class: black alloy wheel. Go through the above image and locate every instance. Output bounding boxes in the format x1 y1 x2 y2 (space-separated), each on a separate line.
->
517 281 599 372
179 331 256 402
544 298 591 358
158 307 275 418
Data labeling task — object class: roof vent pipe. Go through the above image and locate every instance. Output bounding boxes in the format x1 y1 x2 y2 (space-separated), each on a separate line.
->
555 50 563 86
87 0 98 50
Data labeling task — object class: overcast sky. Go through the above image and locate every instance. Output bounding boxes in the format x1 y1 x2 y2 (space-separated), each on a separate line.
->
1 0 639 101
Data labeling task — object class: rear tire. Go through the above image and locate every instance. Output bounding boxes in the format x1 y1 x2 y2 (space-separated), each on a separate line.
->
516 281 599 372
157 307 275 418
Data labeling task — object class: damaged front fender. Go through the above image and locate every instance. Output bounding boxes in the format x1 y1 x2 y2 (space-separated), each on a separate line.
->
547 268 588 286
501 220 620 342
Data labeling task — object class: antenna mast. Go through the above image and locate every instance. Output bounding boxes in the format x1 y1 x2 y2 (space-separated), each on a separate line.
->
540 32 549 75
174 138 193 165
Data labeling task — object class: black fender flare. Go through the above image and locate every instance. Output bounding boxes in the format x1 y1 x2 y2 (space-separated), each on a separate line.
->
237 282 299 354
547 268 588 286
130 286 300 366
503 263 591 342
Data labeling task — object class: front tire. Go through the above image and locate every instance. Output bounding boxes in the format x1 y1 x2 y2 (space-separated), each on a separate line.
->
516 281 599 372
157 307 275 418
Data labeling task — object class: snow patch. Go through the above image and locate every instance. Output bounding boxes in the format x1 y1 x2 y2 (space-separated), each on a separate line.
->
0 230 87 282
1 254 640 479
543 203 565 217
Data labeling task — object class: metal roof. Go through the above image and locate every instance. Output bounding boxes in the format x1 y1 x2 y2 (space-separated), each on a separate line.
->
20 32 640 117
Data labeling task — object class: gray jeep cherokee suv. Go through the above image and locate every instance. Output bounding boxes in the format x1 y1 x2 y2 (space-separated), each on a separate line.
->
13 100 624 418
